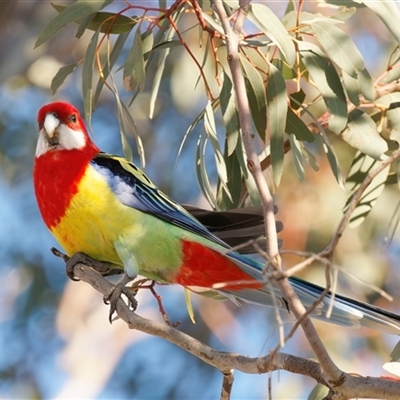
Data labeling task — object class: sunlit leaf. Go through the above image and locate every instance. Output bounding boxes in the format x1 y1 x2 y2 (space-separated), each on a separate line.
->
316 131 344 187
240 55 267 141
184 288 196 324
358 68 375 101
195 132 218 208
362 0 400 46
344 151 390 228
36 0 112 47
248 3 295 66
342 71 360 106
151 40 181 51
288 134 305 182
123 28 146 92
286 107 314 142
307 383 329 400
51 4 137 34
299 42 347 134
375 93 400 144
311 21 365 78
267 63 287 185
342 109 388 159
51 62 78 95
390 338 400 362
220 72 239 156
93 31 130 107
82 29 99 127
204 101 232 202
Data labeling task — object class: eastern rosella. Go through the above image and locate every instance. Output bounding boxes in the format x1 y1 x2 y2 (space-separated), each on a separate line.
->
33 101 400 334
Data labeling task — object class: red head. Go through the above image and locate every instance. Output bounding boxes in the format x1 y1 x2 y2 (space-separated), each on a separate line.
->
36 101 98 158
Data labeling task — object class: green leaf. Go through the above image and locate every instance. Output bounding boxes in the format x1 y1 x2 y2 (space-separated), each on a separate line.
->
288 134 305 182
76 13 96 38
342 109 388 159
358 68 375 102
248 3 295 66
93 31 130 107
204 101 232 202
123 28 146 92
307 383 329 400
362 0 400 46
220 72 239 156
316 130 344 187
36 0 112 47
267 63 287 185
51 62 78 95
52 4 137 34
342 71 360 106
311 21 365 78
344 151 390 228
299 42 347 134
375 93 400 144
240 55 267 141
217 146 242 210
286 107 315 142
82 29 100 127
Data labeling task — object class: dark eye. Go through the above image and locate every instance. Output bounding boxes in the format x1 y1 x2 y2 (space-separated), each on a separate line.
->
70 114 77 123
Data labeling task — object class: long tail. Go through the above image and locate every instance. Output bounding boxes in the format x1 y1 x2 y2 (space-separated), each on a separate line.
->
220 252 400 335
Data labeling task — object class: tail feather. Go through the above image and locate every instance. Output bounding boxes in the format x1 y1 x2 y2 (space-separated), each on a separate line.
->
220 253 400 335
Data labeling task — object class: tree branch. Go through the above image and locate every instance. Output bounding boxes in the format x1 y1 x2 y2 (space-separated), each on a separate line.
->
70 261 400 400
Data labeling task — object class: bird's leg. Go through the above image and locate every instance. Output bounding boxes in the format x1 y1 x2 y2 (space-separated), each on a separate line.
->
51 248 117 281
148 283 181 327
104 274 138 323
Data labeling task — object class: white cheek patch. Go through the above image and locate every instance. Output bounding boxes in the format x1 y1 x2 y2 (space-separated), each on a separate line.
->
35 128 50 157
57 124 86 151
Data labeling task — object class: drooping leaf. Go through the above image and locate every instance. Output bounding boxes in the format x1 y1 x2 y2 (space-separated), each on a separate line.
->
123 27 146 92
311 21 365 78
362 0 400 46
82 29 100 127
307 383 329 400
358 68 375 101
288 134 305 182
217 145 242 210
316 130 344 187
51 62 78 95
51 4 137 34
299 42 347 134
248 3 295 66
286 107 315 142
93 31 130 107
36 0 112 47
344 151 390 228
267 63 288 185
342 109 388 159
240 55 267 141
220 72 239 156
342 71 360 106
375 93 400 144
204 101 232 202
195 132 218 208
76 13 96 38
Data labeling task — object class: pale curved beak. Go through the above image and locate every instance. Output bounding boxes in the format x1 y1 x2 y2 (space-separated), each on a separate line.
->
44 113 60 138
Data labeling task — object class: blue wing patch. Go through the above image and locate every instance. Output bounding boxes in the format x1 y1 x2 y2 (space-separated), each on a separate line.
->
90 153 232 249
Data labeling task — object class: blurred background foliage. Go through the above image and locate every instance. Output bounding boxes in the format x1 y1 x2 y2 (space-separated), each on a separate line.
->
1 1 400 399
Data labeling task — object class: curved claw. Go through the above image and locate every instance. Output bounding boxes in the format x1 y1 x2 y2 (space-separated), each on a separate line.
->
104 274 138 323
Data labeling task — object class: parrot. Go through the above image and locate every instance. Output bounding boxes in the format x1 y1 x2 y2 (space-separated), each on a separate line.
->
33 101 400 334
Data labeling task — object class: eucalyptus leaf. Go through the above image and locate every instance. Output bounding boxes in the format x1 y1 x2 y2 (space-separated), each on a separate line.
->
248 3 295 66
344 151 390 228
375 93 400 144
299 41 347 134
267 63 287 185
288 134 305 182
123 28 146 92
311 21 365 78
240 55 267 141
36 0 112 47
286 107 314 142
51 62 78 95
342 109 388 159
82 29 100 127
